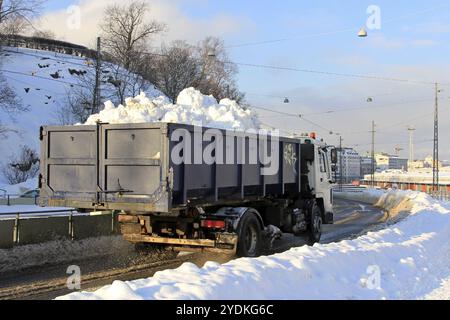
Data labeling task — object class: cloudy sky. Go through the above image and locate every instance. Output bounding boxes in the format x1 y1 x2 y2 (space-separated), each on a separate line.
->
36 0 450 160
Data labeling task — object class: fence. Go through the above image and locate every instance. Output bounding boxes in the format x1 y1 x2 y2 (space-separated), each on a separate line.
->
0 209 120 249
0 195 39 206
334 184 450 202
430 191 450 202
332 185 367 193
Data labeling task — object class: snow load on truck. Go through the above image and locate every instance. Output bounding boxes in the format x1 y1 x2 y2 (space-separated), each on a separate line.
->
83 87 261 131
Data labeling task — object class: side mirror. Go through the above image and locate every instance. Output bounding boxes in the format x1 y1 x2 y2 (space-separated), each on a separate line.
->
330 148 338 164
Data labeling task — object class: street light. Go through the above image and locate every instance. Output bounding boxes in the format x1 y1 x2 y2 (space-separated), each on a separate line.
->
358 27 368 38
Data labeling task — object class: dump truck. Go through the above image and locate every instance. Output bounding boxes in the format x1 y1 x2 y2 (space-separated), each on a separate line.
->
39 122 338 257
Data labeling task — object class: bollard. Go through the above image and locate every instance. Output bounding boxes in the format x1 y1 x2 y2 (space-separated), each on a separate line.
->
111 210 115 234
13 213 20 244
7 195 10 206
68 212 74 241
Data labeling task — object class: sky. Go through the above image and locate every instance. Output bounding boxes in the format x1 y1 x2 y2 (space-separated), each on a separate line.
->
35 0 450 160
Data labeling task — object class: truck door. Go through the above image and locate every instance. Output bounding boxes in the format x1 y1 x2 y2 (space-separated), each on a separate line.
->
317 149 333 212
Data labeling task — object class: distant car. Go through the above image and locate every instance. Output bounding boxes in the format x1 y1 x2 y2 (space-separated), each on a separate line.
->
19 189 40 198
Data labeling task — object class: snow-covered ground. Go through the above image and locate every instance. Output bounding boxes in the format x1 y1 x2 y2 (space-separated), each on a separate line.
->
84 87 261 131
0 178 37 195
57 189 450 300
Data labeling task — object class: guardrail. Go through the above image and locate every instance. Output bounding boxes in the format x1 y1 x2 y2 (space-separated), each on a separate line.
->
430 191 450 202
0 195 39 206
332 185 368 193
0 209 120 248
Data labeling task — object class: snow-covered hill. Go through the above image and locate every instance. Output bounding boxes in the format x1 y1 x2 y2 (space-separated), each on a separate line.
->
0 46 163 184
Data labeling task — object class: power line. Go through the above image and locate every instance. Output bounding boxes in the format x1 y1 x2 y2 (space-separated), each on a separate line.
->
225 2 450 49
0 69 87 88
2 74 66 96
232 61 450 86
255 97 435 119
2 48 95 69
140 49 450 87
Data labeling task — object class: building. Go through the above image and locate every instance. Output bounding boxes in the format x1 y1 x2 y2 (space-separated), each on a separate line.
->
360 156 374 177
335 148 362 184
408 160 425 170
424 156 443 169
375 153 408 171
389 156 408 171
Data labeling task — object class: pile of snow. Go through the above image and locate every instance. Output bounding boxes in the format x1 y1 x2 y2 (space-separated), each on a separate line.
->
84 88 261 131
58 190 450 300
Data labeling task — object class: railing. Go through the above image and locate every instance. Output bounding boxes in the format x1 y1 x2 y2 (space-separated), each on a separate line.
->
0 195 39 206
332 185 368 193
430 191 450 202
0 209 119 247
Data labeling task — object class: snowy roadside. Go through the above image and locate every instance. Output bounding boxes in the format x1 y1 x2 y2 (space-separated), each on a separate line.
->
57 189 450 300
0 236 131 274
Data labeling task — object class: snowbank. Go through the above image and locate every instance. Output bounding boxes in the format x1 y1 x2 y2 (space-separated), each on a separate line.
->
0 236 131 273
57 190 450 300
0 178 37 196
84 88 261 131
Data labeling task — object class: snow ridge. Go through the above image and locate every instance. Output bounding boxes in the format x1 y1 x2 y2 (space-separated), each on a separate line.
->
84 87 261 131
57 190 450 300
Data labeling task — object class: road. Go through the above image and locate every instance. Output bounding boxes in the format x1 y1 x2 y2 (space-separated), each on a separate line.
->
0 199 386 300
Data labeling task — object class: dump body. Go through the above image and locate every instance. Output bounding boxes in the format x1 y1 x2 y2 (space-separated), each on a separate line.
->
39 122 305 214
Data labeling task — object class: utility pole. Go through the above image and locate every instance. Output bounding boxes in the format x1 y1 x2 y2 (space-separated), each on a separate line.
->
0 0 4 31
339 136 343 191
371 121 376 188
433 83 440 193
93 37 102 114
407 126 416 167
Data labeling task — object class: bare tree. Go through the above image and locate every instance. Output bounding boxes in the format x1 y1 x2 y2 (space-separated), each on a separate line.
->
146 41 199 103
58 65 104 124
2 145 39 184
0 67 25 136
0 0 45 31
194 37 245 103
0 14 27 36
100 1 165 70
33 29 55 39
144 37 245 103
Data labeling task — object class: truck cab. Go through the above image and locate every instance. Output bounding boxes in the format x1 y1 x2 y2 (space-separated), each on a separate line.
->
299 134 336 224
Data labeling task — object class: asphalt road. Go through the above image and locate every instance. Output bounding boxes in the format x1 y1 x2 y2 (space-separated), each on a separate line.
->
0 199 386 300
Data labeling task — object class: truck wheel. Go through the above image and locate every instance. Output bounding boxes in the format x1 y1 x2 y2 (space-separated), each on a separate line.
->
306 203 322 245
237 213 262 258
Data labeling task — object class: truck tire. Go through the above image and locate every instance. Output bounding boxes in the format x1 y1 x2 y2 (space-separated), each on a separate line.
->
306 202 322 245
237 212 263 258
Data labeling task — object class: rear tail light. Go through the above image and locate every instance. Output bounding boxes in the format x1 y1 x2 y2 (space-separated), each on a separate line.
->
201 219 226 229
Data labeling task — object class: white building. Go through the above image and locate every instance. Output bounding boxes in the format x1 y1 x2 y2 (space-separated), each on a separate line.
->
375 153 408 171
336 148 362 183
